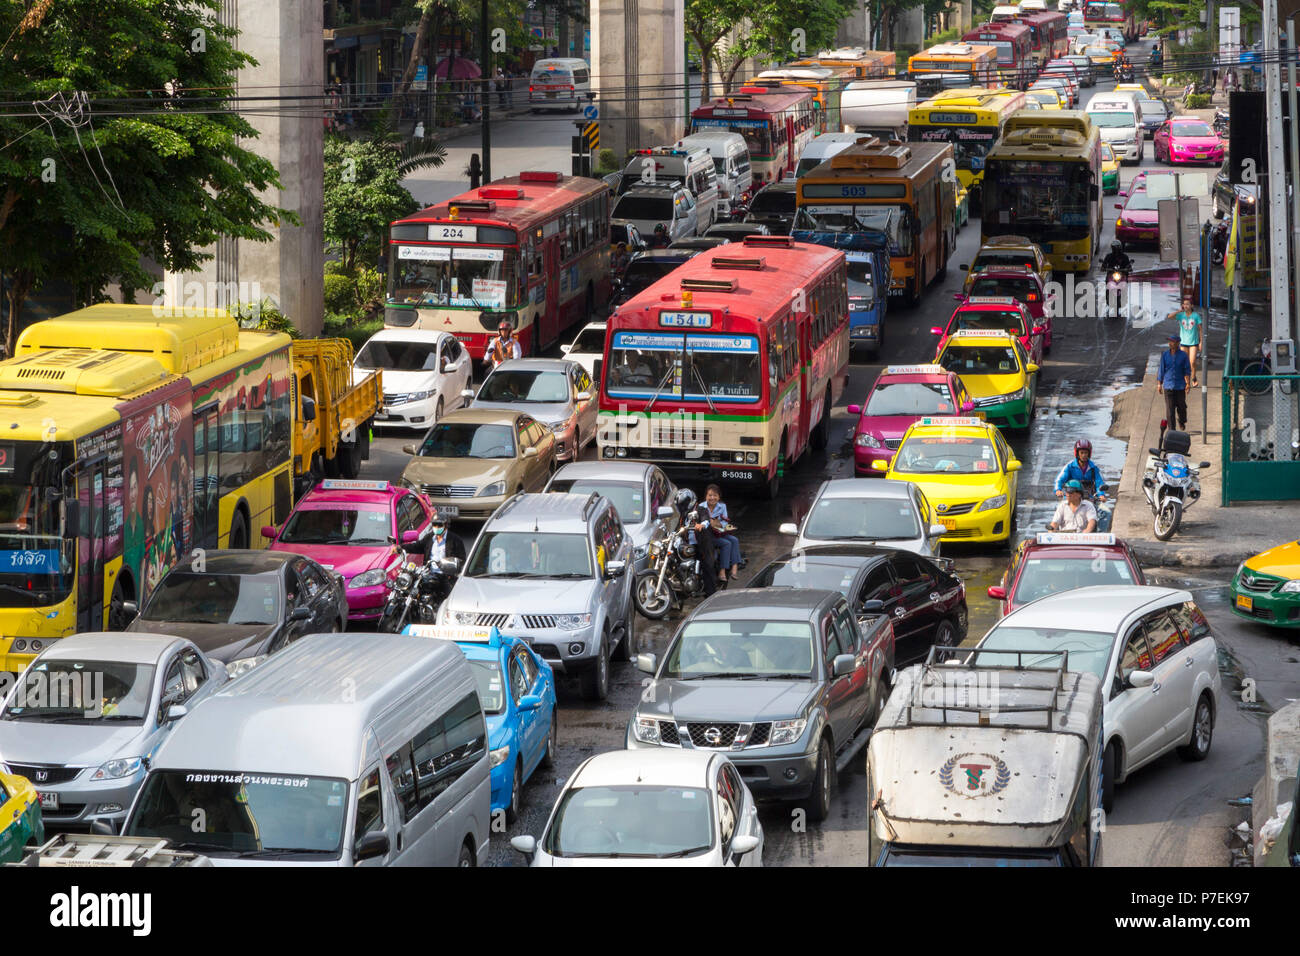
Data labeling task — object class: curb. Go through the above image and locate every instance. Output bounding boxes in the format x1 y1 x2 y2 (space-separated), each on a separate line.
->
1124 543 1251 570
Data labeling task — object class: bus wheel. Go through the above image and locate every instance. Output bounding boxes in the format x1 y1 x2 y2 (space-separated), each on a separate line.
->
323 450 341 478
108 579 129 631
765 442 786 500
229 511 249 550
811 388 831 451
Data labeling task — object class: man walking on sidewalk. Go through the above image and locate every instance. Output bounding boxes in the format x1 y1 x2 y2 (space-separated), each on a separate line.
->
1156 332 1192 431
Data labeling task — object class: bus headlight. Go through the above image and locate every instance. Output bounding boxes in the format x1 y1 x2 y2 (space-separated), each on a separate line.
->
746 452 758 463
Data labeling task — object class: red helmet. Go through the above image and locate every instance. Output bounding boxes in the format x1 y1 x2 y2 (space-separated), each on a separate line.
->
1074 439 1093 456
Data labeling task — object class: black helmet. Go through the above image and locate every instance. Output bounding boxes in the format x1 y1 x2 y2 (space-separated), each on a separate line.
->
674 488 697 515
1110 241 1122 254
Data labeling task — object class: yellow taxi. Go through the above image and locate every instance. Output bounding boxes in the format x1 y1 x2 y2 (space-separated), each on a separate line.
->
0 771 43 862
1113 83 1147 95
874 416 1021 545
1231 540 1300 629
1100 141 1120 194
934 329 1039 431
1026 88 1064 110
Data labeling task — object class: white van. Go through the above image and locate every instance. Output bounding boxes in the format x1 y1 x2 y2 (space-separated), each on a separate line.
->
529 58 591 112
796 132 872 177
990 4 1022 21
677 132 752 218
1018 0 1048 11
1088 94 1144 164
841 80 917 140
618 145 720 228
121 633 491 867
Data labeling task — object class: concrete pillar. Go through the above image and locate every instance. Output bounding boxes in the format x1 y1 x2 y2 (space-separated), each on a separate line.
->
836 1 870 47
165 0 324 336
898 5 926 46
961 0 974 31
592 0 684 162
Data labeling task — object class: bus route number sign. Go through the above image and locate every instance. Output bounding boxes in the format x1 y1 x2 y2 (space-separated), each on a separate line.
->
929 112 976 124
659 312 713 328
430 225 477 242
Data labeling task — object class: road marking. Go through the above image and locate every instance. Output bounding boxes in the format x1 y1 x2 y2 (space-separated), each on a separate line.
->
1031 380 1066 491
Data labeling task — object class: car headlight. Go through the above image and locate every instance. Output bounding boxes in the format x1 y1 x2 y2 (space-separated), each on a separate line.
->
548 420 570 433
398 476 417 489
634 545 647 560
451 610 477 625
634 714 663 744
1005 387 1026 402
557 612 593 630
407 391 432 403
489 744 511 768
855 432 882 448
1235 562 1245 580
227 655 267 678
478 481 506 497
978 493 1008 512
770 717 807 746
90 757 145 781
350 568 388 588
1280 580 1300 594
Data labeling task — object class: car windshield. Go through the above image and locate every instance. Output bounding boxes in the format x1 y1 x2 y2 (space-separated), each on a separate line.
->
570 327 607 354
967 277 1040 302
2 660 154 723
977 626 1115 681
547 479 645 522
1088 110 1135 128
803 495 922 541
1029 91 1058 105
479 370 570 404
418 422 515 459
468 660 506 714
544 785 713 858
1101 143 1116 162
954 310 1028 335
278 506 391 546
940 344 1021 375
865 381 955 416
1012 556 1135 604
749 559 864 592
126 771 347 858
465 531 592 579
895 436 999 474
1123 191 1159 211
620 259 684 298
141 572 281 626
612 195 675 221
1141 102 1167 119
972 252 1037 272
355 339 442 372
1172 121 1213 137
664 619 815 679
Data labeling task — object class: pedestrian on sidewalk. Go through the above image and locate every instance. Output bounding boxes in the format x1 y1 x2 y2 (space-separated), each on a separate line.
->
1156 333 1192 431
1167 296 1203 386
495 67 508 109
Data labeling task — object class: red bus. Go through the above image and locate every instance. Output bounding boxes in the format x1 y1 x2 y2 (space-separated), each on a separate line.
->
596 236 849 498
962 21 1036 88
690 88 818 186
384 171 612 360
1081 2 1138 42
1017 11 1071 67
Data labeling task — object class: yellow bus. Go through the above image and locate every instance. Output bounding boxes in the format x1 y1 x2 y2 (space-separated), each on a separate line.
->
907 43 1000 97
907 88 1027 208
796 140 958 305
792 48 897 79
980 110 1103 272
0 306 293 670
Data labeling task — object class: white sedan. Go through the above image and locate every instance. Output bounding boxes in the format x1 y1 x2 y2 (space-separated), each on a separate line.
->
353 328 472 429
560 320 606 381
975 585 1221 812
510 749 763 866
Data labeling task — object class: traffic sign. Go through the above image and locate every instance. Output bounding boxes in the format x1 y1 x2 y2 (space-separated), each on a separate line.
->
583 121 599 150
584 104 598 120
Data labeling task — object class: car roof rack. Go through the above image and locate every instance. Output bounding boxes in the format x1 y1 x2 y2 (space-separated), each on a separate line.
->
904 646 1071 730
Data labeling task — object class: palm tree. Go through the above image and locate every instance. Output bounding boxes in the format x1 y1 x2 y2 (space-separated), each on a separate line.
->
367 108 449 177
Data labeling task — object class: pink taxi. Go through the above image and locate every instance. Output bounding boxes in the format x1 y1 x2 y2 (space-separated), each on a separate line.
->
847 365 976 476
263 479 437 625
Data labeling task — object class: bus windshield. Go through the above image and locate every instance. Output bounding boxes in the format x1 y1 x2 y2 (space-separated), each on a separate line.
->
910 124 998 171
388 248 518 310
982 159 1093 241
0 441 75 608
692 118 772 158
605 331 763 404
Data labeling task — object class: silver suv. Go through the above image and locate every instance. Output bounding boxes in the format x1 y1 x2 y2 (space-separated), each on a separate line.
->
439 493 635 700
544 461 677 573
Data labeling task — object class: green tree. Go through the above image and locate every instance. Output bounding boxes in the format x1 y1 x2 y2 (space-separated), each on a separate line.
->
324 138 418 273
0 0 291 352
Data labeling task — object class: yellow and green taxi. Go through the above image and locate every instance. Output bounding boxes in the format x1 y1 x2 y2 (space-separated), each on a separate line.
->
0 771 43 862
874 416 1021 544
934 329 1039 431
1100 142 1120 194
1231 540 1300 628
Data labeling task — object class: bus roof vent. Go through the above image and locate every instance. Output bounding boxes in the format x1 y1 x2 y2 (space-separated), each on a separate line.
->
448 199 497 213
741 235 794 249
831 142 911 168
1005 127 1085 148
0 392 38 407
710 256 765 272
14 305 242 376
0 348 171 397
478 186 523 200
929 43 975 55
519 170 562 183
682 277 739 292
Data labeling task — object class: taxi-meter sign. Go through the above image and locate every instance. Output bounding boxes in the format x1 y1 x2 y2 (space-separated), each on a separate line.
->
885 364 945 375
403 624 497 643
1036 533 1117 546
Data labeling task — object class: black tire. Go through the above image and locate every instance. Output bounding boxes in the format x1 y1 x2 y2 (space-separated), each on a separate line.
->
434 396 444 422
765 439 786 500
1153 499 1182 540
579 630 610 701
612 612 636 661
338 440 362 479
229 511 249 551
1001 509 1017 551
1102 741 1118 813
1177 695 1214 761
323 449 341 477
933 618 957 648
802 736 833 823
811 388 831 451
505 761 523 824
633 570 672 620
108 579 129 631
458 842 475 867
540 711 557 769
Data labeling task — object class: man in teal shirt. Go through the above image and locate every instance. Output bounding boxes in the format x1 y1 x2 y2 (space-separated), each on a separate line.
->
1167 297 1203 387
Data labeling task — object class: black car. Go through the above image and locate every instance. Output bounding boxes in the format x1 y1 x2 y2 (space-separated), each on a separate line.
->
704 221 771 240
125 550 347 665
1213 160 1258 220
742 182 797 235
610 249 699 307
1138 97 1169 138
747 545 967 664
668 236 731 251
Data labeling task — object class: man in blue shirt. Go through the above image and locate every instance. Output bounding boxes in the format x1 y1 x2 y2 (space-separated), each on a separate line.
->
1156 333 1192 430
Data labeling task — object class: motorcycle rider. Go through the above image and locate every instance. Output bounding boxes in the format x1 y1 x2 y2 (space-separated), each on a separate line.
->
675 488 717 598
1049 480 1099 533
650 223 671 248
1101 241 1132 275
1054 438 1112 531
425 514 466 564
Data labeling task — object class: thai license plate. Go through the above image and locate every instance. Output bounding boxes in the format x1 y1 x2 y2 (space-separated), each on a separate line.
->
940 518 957 530
38 791 58 810
1236 594 1253 611
720 469 753 481
546 91 556 98
435 505 459 518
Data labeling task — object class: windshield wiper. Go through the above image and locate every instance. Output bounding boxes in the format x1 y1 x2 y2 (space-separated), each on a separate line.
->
759 672 813 681
542 572 591 579
233 847 335 858
675 672 760 681
658 845 710 858
0 583 53 599
643 360 681 415
686 357 718 414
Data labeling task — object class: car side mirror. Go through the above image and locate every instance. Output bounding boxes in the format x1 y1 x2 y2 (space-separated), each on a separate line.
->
959 263 968 271
656 505 675 519
732 834 760 857
402 444 417 456
439 558 461 574
778 522 798 535
847 404 861 415
1198 461 1211 471
121 600 139 621
961 400 975 412
560 344 571 353
518 694 543 712
952 293 964 302
1119 190 1128 197
1007 460 1022 472
355 831 390 862
1114 203 1124 210
510 835 537 857
832 653 856 678
289 606 312 622
261 525 279 540
575 391 591 402
522 446 539 458
1127 669 1155 689
164 703 189 723
987 585 1007 600
1026 363 1040 374
929 524 948 538
860 599 884 614
401 529 422 545
930 326 944 335
605 559 627 579
461 388 475 400
636 652 657 675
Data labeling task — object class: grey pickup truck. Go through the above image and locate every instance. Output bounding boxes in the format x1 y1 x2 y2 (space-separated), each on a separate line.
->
626 588 894 822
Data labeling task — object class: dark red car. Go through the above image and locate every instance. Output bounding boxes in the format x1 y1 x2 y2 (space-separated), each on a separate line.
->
986 532 1147 617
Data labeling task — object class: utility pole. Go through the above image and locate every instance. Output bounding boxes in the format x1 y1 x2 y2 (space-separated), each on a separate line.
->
1262 0 1293 459
1287 16 1300 321
481 0 491 183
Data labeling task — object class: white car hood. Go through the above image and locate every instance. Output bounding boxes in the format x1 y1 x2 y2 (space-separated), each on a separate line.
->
362 367 438 392
447 576 600 615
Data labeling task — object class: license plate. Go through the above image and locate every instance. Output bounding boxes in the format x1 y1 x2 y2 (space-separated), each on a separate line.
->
1236 594 1253 611
720 470 753 481
435 505 459 518
546 92 556 98
940 518 957 530
38 791 58 810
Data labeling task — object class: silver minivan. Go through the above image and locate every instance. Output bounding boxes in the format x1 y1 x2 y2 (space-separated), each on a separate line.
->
121 633 491 866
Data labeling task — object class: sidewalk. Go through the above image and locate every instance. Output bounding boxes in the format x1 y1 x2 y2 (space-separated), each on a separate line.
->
1110 361 1300 568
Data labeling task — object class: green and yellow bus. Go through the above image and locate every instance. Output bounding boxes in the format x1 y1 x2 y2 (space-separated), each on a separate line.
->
908 88 1028 208
0 306 293 670
980 110 1103 272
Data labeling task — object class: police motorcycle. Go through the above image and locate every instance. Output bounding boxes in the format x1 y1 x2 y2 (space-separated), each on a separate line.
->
1143 421 1212 540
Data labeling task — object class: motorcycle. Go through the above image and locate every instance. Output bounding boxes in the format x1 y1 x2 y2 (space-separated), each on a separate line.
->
1213 108 1230 137
1115 63 1135 83
1142 421 1211 540
633 509 708 619
1210 218 1229 266
378 540 461 633
1103 262 1130 318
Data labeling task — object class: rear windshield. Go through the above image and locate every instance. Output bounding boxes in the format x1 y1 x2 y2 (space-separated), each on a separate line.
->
749 189 796 214
612 194 675 221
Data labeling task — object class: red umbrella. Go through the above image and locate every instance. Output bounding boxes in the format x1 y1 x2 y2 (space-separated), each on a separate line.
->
434 58 481 79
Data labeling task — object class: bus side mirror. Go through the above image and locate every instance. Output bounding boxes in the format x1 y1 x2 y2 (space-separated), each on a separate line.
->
301 396 316 422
